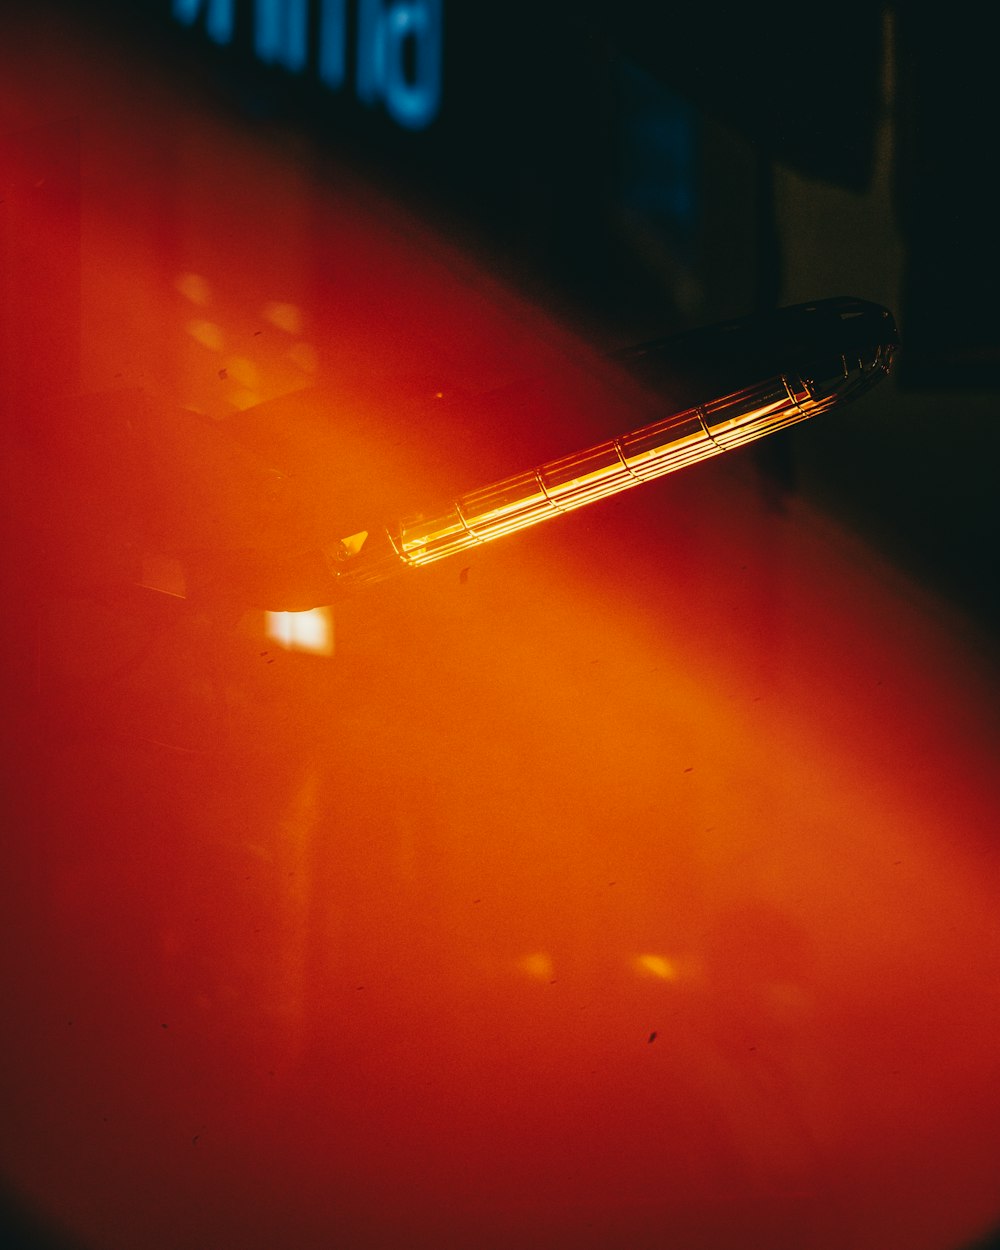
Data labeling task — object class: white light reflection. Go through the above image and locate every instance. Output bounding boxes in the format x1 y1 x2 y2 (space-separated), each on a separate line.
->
265 607 335 656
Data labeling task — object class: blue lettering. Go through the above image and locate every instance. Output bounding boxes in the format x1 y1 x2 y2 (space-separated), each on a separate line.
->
256 0 309 72
355 0 385 107
318 0 348 89
357 0 442 130
171 0 235 45
170 0 442 131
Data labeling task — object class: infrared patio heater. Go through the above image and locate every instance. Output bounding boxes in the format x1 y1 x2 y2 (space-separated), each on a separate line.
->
325 298 897 597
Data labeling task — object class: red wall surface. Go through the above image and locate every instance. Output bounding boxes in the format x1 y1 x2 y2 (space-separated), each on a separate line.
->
3 9 1000 1250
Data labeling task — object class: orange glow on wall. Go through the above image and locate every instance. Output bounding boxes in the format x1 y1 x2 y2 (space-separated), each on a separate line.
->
2 8 999 1250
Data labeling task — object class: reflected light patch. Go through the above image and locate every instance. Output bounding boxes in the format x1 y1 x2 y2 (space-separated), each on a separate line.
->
176 281 319 416
635 953 679 981
221 355 261 388
263 301 303 334
228 388 264 411
186 318 225 351
174 271 212 305
265 608 334 656
519 952 555 982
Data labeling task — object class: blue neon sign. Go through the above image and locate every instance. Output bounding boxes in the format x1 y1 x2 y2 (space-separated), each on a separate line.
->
171 0 443 131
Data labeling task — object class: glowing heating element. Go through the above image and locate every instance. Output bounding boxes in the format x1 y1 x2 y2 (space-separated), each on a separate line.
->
397 377 817 567
333 298 897 590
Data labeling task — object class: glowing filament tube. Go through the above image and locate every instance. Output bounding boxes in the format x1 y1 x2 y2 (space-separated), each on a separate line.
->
333 298 897 590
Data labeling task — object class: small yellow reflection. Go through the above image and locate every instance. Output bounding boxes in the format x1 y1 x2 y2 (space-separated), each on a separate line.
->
265 608 334 657
635 953 679 981
263 301 303 335
186 319 225 351
222 355 260 388
338 531 368 558
228 388 264 412
520 952 555 981
175 272 212 306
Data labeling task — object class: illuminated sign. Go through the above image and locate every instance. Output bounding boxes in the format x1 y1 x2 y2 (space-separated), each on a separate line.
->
171 0 443 130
